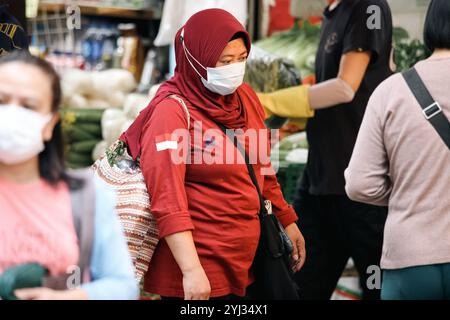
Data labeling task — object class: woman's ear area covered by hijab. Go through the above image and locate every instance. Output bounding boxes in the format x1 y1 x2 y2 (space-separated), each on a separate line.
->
215 37 248 67
175 8 251 72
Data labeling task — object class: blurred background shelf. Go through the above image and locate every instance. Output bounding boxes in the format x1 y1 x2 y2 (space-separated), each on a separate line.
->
39 1 160 20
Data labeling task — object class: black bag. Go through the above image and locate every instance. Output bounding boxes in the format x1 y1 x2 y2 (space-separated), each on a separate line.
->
218 124 300 300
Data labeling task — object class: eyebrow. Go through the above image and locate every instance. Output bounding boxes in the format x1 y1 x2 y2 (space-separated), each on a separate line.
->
23 97 41 105
220 51 248 59
0 91 40 105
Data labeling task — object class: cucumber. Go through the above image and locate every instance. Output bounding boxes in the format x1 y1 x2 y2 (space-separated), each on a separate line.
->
69 126 97 142
76 123 102 137
67 151 93 165
66 161 93 169
62 108 104 124
70 140 99 153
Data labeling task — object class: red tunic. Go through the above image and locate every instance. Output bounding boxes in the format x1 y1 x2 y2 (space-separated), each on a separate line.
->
141 84 298 297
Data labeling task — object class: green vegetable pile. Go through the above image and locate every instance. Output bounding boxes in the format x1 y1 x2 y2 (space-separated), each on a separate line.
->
61 108 104 169
394 39 431 72
274 133 309 165
393 27 431 72
255 21 321 77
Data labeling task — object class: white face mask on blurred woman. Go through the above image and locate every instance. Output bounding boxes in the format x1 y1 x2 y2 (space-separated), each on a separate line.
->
0 104 52 165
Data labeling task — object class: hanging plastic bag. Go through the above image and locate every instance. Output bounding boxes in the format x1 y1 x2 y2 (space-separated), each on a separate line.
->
154 0 248 47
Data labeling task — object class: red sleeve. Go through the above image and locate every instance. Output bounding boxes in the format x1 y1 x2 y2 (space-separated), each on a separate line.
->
140 98 194 239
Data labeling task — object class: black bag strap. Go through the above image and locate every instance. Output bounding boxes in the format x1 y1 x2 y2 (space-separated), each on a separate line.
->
218 124 295 258
217 124 267 217
402 68 450 150
172 94 267 217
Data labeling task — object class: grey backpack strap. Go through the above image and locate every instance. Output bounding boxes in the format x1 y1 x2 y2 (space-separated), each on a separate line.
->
69 169 96 285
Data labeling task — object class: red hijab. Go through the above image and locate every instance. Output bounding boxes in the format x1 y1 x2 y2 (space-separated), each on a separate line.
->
122 8 252 160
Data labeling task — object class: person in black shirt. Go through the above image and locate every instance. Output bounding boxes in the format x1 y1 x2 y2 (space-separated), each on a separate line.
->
259 0 392 300
0 3 28 56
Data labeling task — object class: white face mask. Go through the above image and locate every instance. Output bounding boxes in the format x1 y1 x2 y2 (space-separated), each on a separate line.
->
0 104 52 165
180 29 246 96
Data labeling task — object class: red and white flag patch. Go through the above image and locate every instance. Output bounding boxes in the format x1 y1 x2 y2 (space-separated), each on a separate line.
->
155 133 178 151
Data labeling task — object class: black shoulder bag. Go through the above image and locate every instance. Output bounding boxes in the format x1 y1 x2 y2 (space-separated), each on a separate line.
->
218 124 300 300
402 68 450 150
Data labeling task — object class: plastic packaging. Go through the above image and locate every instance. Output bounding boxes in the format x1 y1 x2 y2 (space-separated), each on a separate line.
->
245 45 301 94
245 45 302 129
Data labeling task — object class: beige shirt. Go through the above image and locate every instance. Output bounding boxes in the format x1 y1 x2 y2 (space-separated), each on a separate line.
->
345 57 450 270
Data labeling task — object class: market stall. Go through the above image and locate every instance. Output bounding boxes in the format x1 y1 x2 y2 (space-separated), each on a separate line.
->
3 0 436 302
20 0 431 171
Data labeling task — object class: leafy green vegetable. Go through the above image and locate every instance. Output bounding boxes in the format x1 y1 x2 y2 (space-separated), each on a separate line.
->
392 27 431 72
393 27 410 45
394 39 431 72
255 20 321 77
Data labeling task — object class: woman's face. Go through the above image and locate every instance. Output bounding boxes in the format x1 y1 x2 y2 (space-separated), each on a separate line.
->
215 38 248 67
0 62 58 142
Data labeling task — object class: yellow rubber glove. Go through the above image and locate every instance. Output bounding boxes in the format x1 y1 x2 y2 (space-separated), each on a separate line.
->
257 85 315 119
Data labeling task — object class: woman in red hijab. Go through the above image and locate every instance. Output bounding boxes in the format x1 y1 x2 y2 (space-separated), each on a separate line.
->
122 8 305 300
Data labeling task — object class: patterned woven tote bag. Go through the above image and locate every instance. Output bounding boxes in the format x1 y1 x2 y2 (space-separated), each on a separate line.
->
92 95 190 281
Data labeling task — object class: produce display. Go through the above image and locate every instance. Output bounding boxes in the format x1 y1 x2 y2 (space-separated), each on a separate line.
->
245 45 303 129
392 27 431 72
248 20 320 130
393 26 410 44
60 67 148 169
61 108 105 169
58 25 430 171
394 40 431 72
92 87 158 161
272 132 309 168
255 21 321 78
270 132 309 204
61 68 137 109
